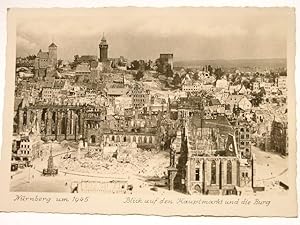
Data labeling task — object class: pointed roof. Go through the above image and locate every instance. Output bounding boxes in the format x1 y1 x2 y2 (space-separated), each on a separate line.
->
49 42 57 48
100 33 108 45
101 32 106 41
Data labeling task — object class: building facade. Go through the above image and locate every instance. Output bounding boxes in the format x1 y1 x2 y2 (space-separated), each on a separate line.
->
34 42 58 79
168 115 256 195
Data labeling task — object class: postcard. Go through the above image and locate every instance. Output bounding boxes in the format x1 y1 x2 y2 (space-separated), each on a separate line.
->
0 7 297 217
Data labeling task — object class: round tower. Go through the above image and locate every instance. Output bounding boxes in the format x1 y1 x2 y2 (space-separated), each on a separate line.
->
99 34 108 62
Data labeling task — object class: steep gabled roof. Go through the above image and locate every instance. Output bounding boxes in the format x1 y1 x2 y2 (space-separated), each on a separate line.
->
49 42 57 48
226 95 245 105
37 51 49 59
209 98 221 106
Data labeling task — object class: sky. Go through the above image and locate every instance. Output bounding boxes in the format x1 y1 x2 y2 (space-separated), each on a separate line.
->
15 7 293 61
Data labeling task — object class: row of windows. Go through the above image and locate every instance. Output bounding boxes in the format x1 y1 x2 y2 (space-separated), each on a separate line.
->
240 141 250 146
195 161 233 185
20 144 30 148
241 172 249 178
19 150 30 154
110 135 153 144
240 134 250 139
239 128 250 132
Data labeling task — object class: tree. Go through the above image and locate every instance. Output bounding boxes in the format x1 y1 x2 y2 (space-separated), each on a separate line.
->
145 60 152 70
251 91 264 107
173 73 181 86
26 55 36 60
130 60 140 70
214 67 224 81
207 65 213 75
155 58 164 73
70 55 80 70
166 64 174 77
279 70 287 76
193 73 199 80
242 79 251 89
133 70 144 81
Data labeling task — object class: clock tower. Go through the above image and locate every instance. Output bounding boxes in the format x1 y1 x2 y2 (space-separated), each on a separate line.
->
99 33 108 62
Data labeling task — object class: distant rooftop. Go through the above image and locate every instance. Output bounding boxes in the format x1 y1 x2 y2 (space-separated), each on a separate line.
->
49 42 57 48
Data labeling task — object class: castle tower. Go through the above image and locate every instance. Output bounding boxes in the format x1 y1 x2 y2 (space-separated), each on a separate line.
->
99 34 108 62
48 42 58 69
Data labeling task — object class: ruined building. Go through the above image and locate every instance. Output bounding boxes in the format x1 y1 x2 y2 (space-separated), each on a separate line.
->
168 115 257 195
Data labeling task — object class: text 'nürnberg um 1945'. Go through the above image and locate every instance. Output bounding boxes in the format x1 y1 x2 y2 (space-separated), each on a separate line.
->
13 195 89 204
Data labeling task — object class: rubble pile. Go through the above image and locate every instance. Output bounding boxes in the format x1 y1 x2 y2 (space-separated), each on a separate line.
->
57 146 169 178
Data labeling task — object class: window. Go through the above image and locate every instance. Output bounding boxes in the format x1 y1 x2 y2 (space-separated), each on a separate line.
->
240 128 244 132
245 172 248 177
242 172 245 177
195 168 200 181
211 161 216 184
241 141 244 146
246 134 250 139
227 161 232 184
241 135 245 139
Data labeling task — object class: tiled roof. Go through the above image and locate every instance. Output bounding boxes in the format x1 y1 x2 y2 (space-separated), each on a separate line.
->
76 64 90 73
226 95 245 104
107 88 128 96
37 51 49 59
209 98 221 106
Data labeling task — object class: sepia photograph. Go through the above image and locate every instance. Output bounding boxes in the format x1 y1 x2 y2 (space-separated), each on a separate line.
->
0 7 297 217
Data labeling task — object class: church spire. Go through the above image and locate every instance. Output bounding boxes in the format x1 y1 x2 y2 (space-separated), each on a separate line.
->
101 32 106 42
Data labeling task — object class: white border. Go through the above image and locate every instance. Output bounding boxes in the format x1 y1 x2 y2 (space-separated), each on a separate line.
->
0 0 299 224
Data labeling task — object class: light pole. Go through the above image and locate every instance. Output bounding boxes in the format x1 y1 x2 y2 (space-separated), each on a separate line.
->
27 166 31 183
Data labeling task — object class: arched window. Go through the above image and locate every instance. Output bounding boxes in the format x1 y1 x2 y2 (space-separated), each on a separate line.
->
111 136 115 141
91 135 96 144
123 136 126 142
149 136 153 144
116 136 120 142
227 161 232 184
195 168 200 181
133 136 136 142
211 161 216 184
144 136 147 143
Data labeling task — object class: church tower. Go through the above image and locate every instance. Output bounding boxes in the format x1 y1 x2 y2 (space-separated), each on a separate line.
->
99 33 108 62
48 42 58 68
